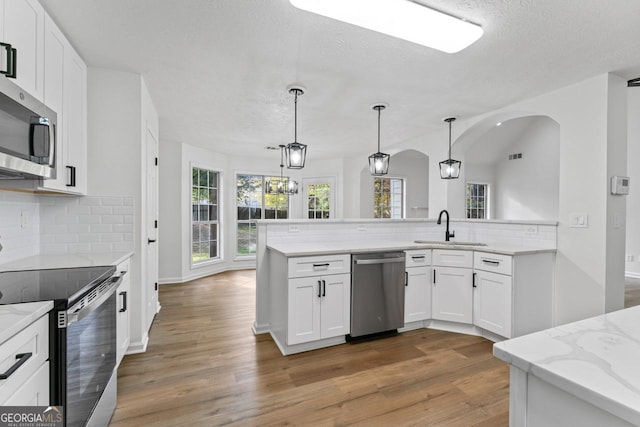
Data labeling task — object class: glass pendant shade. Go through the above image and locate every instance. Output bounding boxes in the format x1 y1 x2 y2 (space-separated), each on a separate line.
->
285 141 307 169
267 145 299 195
287 179 299 194
286 86 307 169
440 117 461 179
369 104 389 176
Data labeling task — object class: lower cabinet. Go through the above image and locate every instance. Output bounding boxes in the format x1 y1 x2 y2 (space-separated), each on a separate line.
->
287 273 351 345
116 258 131 367
473 270 512 337
432 266 473 323
3 361 50 406
404 250 432 324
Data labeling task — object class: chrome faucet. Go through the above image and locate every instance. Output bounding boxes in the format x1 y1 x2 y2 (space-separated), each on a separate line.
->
437 209 455 241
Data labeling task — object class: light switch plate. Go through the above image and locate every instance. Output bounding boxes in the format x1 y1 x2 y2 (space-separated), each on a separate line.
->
570 213 588 228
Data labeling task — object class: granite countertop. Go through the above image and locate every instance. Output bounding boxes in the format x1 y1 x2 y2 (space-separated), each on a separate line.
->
267 241 556 257
493 305 640 426
0 301 53 345
0 251 134 272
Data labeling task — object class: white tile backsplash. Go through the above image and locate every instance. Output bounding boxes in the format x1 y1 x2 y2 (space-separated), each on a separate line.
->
0 191 41 263
39 195 134 254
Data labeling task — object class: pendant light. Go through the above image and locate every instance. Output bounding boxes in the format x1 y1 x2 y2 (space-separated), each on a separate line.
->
266 145 299 195
285 86 307 169
439 117 461 179
369 104 390 176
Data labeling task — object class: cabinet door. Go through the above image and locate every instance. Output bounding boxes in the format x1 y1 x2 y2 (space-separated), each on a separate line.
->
320 273 350 339
62 46 87 194
405 266 431 323
1 0 45 101
432 267 473 323
473 270 512 338
287 277 322 345
116 273 131 367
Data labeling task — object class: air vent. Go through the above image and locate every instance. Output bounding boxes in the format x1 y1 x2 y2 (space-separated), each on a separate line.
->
508 153 523 160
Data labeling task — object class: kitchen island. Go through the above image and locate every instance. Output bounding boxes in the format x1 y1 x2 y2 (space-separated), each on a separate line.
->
494 305 640 427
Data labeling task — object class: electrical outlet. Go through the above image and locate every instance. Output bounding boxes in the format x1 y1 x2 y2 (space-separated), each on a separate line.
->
357 224 367 231
525 225 538 235
627 255 635 262
20 210 28 228
288 224 300 233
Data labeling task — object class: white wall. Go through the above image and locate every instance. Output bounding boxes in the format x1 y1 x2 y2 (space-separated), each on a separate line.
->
626 88 640 278
358 149 429 218
492 118 559 220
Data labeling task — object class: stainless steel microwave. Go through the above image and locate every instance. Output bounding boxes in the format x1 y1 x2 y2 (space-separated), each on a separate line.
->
0 76 56 180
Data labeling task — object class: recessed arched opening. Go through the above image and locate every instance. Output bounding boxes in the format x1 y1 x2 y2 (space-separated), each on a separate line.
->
359 149 430 218
447 114 560 220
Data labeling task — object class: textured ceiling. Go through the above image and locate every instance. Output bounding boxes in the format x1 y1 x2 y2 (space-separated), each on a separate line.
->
40 0 640 160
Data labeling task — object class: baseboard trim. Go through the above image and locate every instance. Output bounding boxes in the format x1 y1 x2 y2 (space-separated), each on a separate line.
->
126 334 149 355
626 272 640 279
159 264 255 285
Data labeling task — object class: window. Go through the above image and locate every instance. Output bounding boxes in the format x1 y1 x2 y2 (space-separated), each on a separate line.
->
307 183 331 219
466 182 489 219
192 167 220 264
374 177 404 219
236 174 289 256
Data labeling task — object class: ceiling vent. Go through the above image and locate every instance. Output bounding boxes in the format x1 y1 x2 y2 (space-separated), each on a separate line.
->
508 153 523 160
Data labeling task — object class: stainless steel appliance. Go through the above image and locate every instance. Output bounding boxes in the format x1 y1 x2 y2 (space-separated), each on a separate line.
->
349 252 406 339
0 266 124 426
0 74 56 180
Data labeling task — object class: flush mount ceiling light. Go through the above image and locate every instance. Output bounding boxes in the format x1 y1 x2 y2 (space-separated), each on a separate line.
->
369 104 390 176
289 0 483 53
439 117 461 179
285 86 307 169
266 145 299 195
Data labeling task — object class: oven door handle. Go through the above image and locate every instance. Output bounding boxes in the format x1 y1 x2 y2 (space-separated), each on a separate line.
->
64 274 124 327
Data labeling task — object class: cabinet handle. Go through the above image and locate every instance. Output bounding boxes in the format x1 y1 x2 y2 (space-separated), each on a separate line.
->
317 280 321 298
313 263 330 269
322 280 326 297
119 291 128 312
0 42 17 78
148 238 157 244
405 271 408 286
0 352 32 380
411 255 426 260
66 165 76 187
482 259 500 266
473 272 477 288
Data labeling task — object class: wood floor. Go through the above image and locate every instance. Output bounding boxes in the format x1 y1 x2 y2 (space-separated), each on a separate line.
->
625 277 640 308
110 270 510 426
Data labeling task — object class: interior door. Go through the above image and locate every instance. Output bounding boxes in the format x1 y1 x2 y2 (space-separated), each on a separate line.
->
146 127 159 328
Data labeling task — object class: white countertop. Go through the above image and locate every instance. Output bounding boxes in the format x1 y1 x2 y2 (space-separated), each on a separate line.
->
0 251 134 272
0 301 53 345
493 305 640 426
267 240 556 257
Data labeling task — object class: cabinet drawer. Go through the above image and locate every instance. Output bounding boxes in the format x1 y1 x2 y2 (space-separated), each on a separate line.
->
474 252 512 275
0 315 49 405
432 249 472 268
405 250 431 268
288 254 350 278
116 258 131 276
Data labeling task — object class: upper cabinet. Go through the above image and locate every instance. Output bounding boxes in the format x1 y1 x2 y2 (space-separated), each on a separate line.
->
0 0 45 101
0 1 88 194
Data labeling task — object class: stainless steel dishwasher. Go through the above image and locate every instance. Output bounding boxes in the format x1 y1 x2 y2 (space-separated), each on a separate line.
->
349 252 406 339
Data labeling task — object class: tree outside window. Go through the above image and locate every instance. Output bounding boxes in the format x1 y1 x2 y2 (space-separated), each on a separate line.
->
374 177 404 219
466 182 489 219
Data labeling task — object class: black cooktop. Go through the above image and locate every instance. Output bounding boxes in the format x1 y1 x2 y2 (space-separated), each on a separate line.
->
0 266 116 306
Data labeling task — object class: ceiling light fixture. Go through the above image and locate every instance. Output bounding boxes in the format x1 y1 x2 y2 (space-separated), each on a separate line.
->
285 86 307 169
369 104 390 176
266 145 299 195
439 117 461 179
289 0 483 53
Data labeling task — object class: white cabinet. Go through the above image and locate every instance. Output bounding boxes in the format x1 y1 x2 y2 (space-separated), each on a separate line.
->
116 258 131 367
287 273 350 345
432 249 473 324
0 0 45 101
404 250 431 324
473 250 554 339
473 270 512 337
0 314 49 405
38 13 87 194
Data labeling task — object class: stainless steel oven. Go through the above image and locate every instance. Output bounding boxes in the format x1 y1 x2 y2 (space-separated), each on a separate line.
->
0 266 124 426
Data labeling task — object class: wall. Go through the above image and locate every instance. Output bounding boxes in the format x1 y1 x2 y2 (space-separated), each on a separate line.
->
358 149 429 218
0 191 40 264
438 73 628 325
626 88 640 278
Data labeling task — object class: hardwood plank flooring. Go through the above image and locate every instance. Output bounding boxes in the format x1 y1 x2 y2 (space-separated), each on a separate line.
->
625 277 640 308
110 270 510 426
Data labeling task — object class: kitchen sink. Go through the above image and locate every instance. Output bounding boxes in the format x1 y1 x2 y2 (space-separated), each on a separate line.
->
414 240 488 246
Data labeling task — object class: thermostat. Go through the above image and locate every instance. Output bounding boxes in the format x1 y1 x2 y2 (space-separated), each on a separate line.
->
611 176 630 195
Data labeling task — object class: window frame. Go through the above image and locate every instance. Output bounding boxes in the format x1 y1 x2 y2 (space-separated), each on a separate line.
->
235 173 291 259
373 176 405 219
190 164 222 268
465 181 490 220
